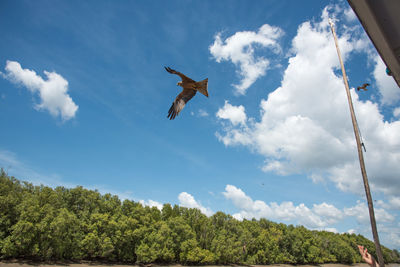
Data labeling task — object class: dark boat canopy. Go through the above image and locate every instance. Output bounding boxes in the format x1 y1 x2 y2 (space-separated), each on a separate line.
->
347 0 400 88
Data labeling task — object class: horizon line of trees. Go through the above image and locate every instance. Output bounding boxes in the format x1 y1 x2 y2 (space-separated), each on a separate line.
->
1 169 399 264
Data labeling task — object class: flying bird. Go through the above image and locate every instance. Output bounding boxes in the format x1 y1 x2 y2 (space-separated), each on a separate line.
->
165 66 209 120
357 83 370 91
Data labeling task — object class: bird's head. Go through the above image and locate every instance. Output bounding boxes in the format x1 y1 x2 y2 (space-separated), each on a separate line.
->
177 81 183 86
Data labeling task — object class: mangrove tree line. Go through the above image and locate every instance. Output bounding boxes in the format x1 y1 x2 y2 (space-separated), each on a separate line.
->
1 169 399 264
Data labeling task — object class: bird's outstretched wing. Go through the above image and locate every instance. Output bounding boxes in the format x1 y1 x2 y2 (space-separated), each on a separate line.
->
167 88 197 120
165 66 195 83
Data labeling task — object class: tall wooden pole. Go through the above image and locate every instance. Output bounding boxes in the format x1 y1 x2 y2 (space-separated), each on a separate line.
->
329 20 385 267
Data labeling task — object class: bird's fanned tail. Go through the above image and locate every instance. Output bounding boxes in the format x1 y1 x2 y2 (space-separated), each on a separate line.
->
196 78 209 97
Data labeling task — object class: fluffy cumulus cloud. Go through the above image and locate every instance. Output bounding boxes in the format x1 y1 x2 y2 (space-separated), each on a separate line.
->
373 55 400 105
216 100 247 126
223 184 344 230
139 199 163 210
178 192 213 216
215 7 400 198
1 60 78 121
342 199 399 248
223 184 400 248
344 200 395 225
344 6 357 22
388 197 400 210
394 107 400 118
209 24 283 95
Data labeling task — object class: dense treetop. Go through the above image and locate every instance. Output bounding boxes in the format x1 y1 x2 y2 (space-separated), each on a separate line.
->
1 169 399 264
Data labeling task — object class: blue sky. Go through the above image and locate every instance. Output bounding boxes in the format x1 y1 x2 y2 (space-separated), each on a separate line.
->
1 0 400 249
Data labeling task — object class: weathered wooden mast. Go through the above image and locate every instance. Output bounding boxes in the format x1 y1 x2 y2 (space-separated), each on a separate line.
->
329 19 385 267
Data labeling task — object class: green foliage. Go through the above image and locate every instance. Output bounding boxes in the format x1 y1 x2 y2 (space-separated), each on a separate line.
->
0 170 399 264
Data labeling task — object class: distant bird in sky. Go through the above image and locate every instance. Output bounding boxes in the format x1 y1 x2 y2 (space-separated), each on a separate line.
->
357 83 370 91
165 67 208 120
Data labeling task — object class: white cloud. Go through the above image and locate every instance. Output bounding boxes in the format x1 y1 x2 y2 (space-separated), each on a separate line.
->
223 184 343 229
209 24 283 95
198 109 209 117
191 109 209 117
393 107 400 118
223 184 399 249
344 7 357 23
139 199 163 210
215 101 251 147
347 229 356 234
388 197 400 210
373 56 400 105
375 199 390 210
215 8 400 198
178 192 213 216
313 202 343 223
344 200 395 224
324 228 339 233
379 224 400 249
2 60 78 121
343 202 370 225
216 100 247 126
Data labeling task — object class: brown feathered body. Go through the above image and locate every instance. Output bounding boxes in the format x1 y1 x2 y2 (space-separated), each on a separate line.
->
357 83 370 91
165 67 208 120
